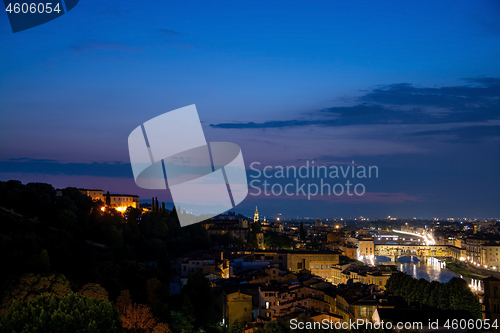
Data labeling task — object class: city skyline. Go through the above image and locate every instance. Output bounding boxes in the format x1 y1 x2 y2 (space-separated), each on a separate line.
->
1 0 499 219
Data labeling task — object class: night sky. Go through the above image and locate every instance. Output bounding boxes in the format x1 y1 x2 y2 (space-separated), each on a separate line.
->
1 0 499 219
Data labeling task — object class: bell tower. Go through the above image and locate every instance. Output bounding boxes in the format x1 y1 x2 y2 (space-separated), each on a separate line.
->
254 206 259 223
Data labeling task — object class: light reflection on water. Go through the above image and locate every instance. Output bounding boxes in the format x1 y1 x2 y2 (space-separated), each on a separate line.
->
397 262 460 283
376 256 460 283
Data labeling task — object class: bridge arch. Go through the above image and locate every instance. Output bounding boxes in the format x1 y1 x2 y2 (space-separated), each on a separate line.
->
397 255 420 263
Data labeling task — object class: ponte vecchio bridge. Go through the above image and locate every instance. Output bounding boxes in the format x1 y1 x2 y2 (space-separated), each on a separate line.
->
372 231 427 245
375 244 463 261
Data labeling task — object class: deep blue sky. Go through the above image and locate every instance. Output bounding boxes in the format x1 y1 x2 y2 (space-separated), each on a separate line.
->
1 0 499 219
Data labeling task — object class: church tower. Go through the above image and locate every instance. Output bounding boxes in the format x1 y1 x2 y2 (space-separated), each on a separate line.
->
254 206 259 223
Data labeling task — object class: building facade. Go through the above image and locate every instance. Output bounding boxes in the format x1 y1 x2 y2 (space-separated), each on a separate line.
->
287 251 340 278
79 188 140 210
357 236 374 259
225 291 253 328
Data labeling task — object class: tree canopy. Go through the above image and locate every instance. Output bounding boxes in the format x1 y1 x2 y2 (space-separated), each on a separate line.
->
0 293 121 333
385 271 482 318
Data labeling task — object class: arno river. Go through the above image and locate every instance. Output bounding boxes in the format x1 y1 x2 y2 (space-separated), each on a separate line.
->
376 256 460 283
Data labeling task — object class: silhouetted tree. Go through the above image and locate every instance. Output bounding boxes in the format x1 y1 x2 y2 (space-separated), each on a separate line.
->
121 304 157 332
153 322 171 333
299 222 306 241
147 278 162 304
385 271 481 318
1 273 72 315
78 283 109 301
181 271 215 329
115 289 132 313
36 249 50 272
171 310 194 333
230 320 244 333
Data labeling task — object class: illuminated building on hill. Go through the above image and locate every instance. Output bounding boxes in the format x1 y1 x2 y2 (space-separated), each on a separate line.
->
79 188 140 212
108 194 140 211
79 189 103 201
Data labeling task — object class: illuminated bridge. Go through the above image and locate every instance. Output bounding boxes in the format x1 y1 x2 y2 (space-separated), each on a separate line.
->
372 230 435 246
374 239 425 245
375 244 462 261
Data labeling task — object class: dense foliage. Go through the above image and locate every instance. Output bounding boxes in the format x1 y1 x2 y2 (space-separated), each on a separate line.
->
0 293 121 333
247 222 263 248
265 231 293 249
385 271 482 318
0 180 213 332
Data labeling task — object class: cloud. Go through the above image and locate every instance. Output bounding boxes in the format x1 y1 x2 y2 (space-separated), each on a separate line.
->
362 78 500 110
210 119 324 129
409 125 500 144
210 78 500 129
210 105 404 129
0 159 132 178
8 157 57 163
